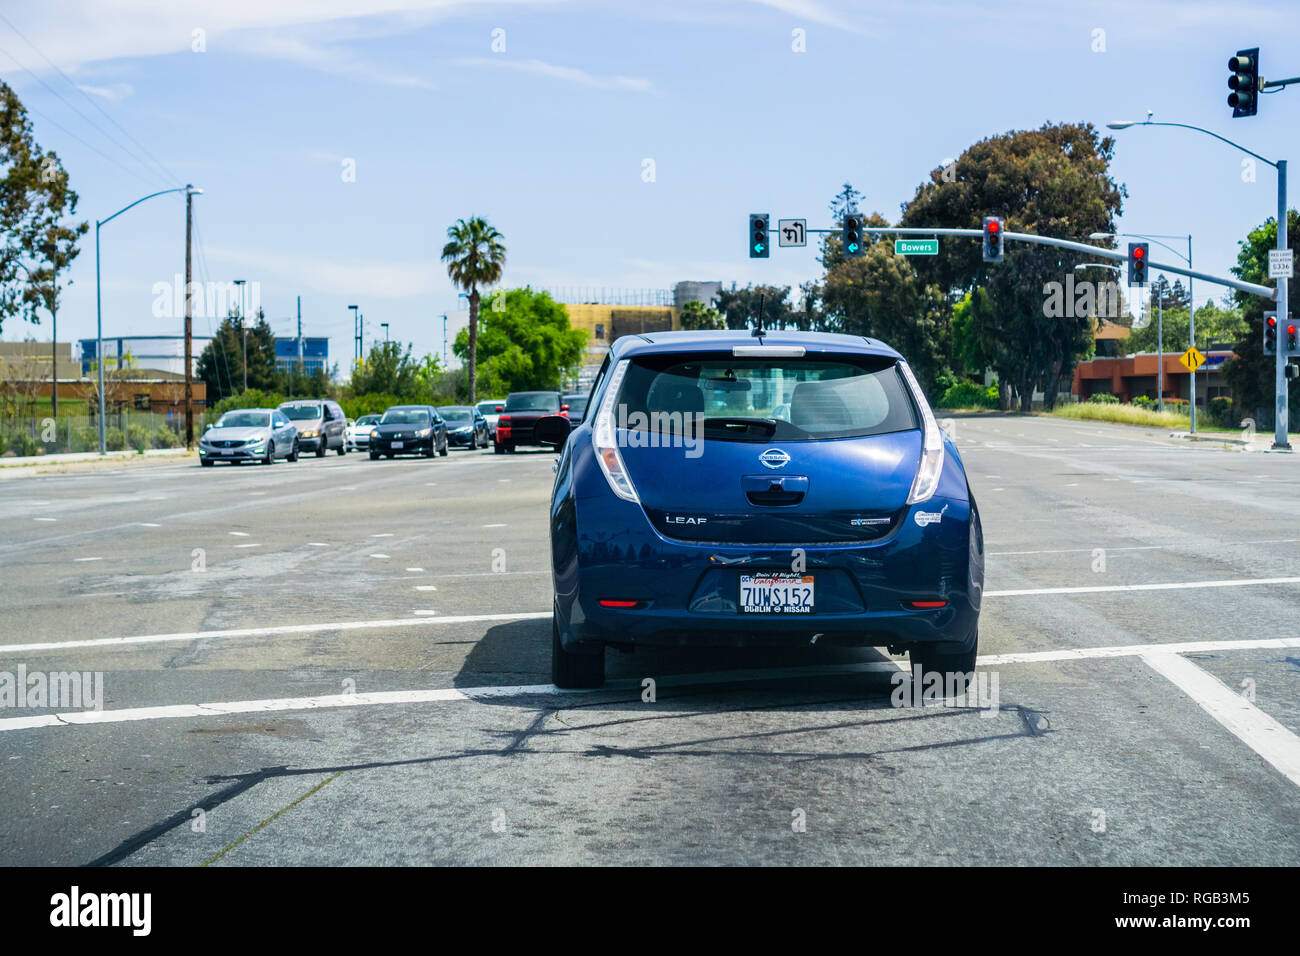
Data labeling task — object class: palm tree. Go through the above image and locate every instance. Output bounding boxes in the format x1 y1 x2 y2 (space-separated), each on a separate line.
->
441 217 505 403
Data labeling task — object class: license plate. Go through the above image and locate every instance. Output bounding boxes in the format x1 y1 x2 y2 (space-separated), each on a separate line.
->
391 441 403 449
740 573 815 614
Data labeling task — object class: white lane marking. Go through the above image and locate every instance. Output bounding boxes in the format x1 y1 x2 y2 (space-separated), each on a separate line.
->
371 533 394 538
414 585 437 591
74 557 103 562
139 522 160 527
412 610 438 615
405 567 424 572
483 523 506 528
34 517 56 522
308 542 329 547
0 662 908 734
0 611 553 655
235 543 260 549
991 538 1300 557
229 531 249 537
980 636 1300 665
1141 652 1300 788
986 576 1300 597
369 553 389 559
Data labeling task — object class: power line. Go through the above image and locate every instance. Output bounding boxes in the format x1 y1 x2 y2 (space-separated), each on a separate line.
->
0 9 179 186
0 43 168 189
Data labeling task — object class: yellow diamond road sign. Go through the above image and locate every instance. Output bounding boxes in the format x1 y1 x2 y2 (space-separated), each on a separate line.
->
1179 347 1206 373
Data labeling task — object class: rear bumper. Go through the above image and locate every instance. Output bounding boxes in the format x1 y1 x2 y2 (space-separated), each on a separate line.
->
554 494 980 655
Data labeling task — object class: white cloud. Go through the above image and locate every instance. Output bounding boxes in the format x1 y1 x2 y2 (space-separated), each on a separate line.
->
75 82 134 102
455 57 653 93
204 245 435 299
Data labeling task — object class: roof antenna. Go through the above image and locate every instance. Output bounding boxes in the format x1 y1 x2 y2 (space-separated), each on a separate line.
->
752 293 766 339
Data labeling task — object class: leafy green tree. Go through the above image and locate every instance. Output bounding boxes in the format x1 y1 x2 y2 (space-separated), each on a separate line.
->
1223 209 1300 426
454 287 586 393
441 217 506 403
951 289 996 380
679 300 725 330
899 122 1125 410
351 340 422 399
1123 300 1246 355
195 309 278 401
715 284 793 331
822 242 948 394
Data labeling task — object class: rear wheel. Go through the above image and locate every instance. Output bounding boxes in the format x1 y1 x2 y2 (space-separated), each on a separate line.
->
493 443 505 455
908 628 978 699
551 612 604 688
288 440 299 462
369 451 379 460
505 443 516 454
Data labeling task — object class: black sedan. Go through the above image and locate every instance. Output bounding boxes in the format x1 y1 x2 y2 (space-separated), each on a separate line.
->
436 405 491 449
368 405 449 459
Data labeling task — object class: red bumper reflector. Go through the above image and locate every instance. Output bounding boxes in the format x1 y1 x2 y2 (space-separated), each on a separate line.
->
907 600 948 609
598 600 640 608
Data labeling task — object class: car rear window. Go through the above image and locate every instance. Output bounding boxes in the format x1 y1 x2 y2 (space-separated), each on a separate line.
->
505 393 559 413
381 408 430 424
282 404 323 421
615 354 917 442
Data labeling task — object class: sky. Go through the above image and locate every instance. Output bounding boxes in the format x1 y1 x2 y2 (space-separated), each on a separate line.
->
1 0 1298 373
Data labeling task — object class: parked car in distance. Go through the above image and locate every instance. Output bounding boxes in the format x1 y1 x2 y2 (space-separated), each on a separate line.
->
199 408 299 466
476 399 506 439
369 405 448 459
437 405 491 449
535 330 983 689
346 414 381 451
495 390 565 454
278 399 347 456
562 392 589 422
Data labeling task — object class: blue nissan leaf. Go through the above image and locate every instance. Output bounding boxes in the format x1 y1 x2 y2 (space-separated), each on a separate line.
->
535 330 983 688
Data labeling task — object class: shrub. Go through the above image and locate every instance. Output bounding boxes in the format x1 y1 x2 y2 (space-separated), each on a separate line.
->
153 426 181 449
1087 392 1120 404
105 427 126 451
70 426 99 453
1133 395 1155 410
1208 396 1236 428
128 424 151 453
937 380 998 409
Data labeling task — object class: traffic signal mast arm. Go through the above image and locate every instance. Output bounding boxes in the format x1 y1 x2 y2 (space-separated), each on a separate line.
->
793 224 1277 298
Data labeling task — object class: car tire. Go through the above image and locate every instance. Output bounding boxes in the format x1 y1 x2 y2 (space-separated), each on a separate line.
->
494 443 504 455
337 439 346 456
200 458 214 467
424 440 435 458
506 443 516 454
438 438 448 457
386 452 394 459
908 628 978 699
369 451 379 460
551 611 604 688
263 441 275 466
288 440 299 462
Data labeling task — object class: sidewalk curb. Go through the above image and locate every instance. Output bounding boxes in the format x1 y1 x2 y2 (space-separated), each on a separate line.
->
1168 432 1293 452
0 448 194 469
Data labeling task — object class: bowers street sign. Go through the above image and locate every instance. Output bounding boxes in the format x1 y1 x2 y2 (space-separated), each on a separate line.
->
895 239 938 256
1179 346 1207 373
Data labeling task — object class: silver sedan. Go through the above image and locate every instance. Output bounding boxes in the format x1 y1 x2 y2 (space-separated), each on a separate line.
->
199 408 299 466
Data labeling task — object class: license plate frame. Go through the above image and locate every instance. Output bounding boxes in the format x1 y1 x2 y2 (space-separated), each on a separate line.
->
391 441 403 449
739 573 815 614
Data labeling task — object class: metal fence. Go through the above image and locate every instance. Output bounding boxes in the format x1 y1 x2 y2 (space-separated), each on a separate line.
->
0 410 189 455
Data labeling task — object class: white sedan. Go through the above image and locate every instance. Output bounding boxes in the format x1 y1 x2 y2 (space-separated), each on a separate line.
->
346 414 382 451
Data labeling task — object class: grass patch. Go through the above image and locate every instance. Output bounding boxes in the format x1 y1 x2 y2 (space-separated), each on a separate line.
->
1049 403 1191 429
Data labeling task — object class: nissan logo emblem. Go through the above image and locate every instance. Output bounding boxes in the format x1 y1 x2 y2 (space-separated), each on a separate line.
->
759 448 790 469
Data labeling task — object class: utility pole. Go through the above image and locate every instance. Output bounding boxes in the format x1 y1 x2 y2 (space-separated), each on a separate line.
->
1157 284 1164 413
48 254 58 420
297 296 303 369
234 278 247 392
184 184 195 449
348 304 360 367
1275 160 1291 449
442 314 448 366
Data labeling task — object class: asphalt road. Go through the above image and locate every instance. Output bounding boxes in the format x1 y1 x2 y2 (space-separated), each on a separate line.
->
1 416 1298 866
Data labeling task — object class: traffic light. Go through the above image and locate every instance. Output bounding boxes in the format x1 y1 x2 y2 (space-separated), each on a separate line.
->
1287 320 1299 356
1228 48 1260 118
749 213 769 258
1127 242 1149 286
842 212 864 258
982 216 1004 263
1263 311 1277 355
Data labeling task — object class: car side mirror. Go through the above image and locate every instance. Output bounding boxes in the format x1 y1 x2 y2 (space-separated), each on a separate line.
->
534 414 570 449
204 422 213 432
561 404 569 412
495 405 504 413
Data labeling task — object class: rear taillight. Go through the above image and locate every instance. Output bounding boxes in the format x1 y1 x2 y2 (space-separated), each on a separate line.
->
598 599 641 608
498 416 511 426
898 361 945 504
593 360 639 502
906 600 948 609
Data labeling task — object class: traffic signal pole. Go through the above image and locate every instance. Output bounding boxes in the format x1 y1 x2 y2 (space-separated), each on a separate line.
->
1275 160 1290 449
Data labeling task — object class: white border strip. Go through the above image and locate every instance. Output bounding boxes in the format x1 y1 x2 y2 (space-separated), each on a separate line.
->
986 576 1300 597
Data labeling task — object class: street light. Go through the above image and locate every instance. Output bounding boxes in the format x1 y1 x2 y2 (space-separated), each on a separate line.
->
380 322 390 343
95 185 200 455
233 278 247 391
1106 119 1289 448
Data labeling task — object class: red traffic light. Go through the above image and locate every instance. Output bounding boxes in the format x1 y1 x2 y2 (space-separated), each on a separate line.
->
987 220 999 233
1268 316 1278 328
1289 325 1297 335
1133 246 1144 259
